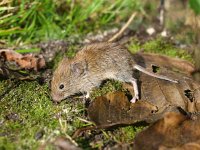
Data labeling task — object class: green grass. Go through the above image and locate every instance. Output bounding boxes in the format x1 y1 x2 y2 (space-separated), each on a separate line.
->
0 0 141 45
15 48 40 54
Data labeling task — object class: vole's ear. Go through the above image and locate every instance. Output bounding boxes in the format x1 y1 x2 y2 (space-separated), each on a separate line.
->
70 60 88 76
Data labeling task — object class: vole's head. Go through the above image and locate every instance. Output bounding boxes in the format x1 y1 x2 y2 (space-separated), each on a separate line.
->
51 57 88 102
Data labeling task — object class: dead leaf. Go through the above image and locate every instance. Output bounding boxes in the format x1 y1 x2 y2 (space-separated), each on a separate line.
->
133 112 200 150
88 92 158 126
0 49 45 71
138 66 200 113
0 59 32 80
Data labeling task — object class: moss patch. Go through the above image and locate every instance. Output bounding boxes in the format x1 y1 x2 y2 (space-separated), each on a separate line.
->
128 37 193 62
0 80 86 149
90 80 123 99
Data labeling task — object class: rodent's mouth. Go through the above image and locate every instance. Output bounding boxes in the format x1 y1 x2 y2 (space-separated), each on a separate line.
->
51 93 65 102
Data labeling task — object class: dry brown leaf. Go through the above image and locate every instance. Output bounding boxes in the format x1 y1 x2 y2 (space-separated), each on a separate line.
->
0 49 45 71
88 92 158 126
133 112 200 150
138 66 200 112
0 59 31 79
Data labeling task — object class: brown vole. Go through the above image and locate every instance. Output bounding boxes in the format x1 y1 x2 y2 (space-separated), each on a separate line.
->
51 42 178 103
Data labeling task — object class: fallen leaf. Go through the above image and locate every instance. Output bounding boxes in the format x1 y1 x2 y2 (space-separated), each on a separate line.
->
133 112 200 150
138 66 200 113
88 92 158 126
0 49 45 71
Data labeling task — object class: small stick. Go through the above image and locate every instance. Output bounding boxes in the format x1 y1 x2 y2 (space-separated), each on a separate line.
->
108 12 137 42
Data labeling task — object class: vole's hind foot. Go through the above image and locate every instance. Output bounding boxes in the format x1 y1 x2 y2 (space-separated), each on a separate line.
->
85 92 90 99
130 95 139 103
130 78 139 103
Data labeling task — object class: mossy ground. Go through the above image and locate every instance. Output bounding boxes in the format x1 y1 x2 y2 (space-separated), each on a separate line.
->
0 80 88 149
0 79 145 149
0 37 193 149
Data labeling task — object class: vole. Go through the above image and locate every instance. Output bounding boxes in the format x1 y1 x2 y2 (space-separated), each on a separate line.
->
51 42 178 103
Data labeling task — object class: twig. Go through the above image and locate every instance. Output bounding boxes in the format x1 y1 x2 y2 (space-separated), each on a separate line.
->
108 12 137 42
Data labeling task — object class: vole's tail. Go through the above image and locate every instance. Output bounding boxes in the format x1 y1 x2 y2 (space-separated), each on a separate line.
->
134 64 178 83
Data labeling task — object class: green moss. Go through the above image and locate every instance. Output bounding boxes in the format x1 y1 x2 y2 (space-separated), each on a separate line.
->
106 125 145 143
127 38 141 54
80 125 146 149
128 37 193 62
0 80 86 149
75 125 146 149
90 80 123 99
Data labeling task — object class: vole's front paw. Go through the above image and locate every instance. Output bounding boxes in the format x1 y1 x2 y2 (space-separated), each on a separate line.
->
130 95 139 103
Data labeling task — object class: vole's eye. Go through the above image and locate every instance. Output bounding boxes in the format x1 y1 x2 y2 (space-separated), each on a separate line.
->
59 84 64 90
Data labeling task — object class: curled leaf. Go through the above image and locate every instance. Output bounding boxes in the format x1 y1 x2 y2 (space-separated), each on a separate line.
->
0 49 45 71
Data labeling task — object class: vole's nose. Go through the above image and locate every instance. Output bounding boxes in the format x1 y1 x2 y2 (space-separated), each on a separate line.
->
51 93 62 102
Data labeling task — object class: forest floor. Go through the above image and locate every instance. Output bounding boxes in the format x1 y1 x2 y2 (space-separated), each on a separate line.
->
0 0 199 149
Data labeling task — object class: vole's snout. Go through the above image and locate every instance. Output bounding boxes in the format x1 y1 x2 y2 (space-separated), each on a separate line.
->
51 92 63 102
